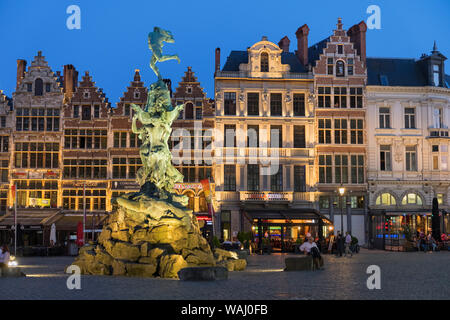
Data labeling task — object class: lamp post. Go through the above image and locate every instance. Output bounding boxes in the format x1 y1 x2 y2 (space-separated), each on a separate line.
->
338 186 345 236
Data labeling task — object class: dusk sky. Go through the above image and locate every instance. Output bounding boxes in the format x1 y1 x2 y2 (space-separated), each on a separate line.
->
0 0 449 104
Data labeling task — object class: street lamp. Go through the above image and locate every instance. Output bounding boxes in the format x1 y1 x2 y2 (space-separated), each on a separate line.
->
338 185 345 236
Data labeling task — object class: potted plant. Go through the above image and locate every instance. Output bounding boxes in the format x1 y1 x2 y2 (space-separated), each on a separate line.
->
401 225 415 252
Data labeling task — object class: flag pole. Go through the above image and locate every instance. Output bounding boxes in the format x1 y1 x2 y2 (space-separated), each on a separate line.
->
208 177 215 238
14 183 17 257
83 182 86 246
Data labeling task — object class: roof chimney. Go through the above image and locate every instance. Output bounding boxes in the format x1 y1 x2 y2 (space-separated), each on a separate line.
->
295 24 310 67
63 64 78 102
347 21 367 66
134 69 141 82
278 36 290 52
16 59 27 90
215 48 221 75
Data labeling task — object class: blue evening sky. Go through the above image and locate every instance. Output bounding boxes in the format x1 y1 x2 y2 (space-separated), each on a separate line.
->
0 0 449 104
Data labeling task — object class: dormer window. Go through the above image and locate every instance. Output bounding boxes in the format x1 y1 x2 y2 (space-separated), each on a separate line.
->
134 91 140 99
336 60 345 77
337 45 343 54
34 78 43 96
186 87 192 94
83 91 90 99
433 65 440 86
260 52 269 72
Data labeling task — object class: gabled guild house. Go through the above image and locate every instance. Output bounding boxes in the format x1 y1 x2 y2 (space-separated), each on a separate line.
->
213 29 332 251
366 43 450 250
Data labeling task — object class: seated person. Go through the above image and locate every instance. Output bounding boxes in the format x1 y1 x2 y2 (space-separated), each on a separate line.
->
299 237 323 270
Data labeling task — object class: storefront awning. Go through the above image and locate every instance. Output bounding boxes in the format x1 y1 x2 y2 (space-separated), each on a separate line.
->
0 209 60 227
50 213 109 231
244 208 332 224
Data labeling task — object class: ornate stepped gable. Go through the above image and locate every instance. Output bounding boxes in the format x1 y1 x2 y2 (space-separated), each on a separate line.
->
114 69 147 117
64 71 110 122
173 66 215 119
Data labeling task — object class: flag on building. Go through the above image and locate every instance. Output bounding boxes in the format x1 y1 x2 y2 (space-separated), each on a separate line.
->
200 179 215 217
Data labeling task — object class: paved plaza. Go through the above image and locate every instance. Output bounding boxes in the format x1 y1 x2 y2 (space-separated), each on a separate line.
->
1 249 449 300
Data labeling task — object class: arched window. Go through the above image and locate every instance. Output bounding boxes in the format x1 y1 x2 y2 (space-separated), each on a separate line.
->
185 102 193 119
34 78 43 96
376 193 396 205
260 52 269 72
336 60 345 77
402 193 423 205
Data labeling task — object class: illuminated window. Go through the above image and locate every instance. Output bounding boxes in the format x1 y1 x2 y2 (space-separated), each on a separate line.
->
402 193 423 205
260 52 269 72
437 193 444 205
376 193 396 205
0 136 8 152
15 180 58 208
63 159 107 179
334 87 347 108
0 160 8 182
14 142 59 169
62 189 106 211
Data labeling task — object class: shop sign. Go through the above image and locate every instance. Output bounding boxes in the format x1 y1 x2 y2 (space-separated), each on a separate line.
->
195 215 212 221
28 171 44 179
174 183 202 190
28 198 51 207
112 181 140 190
12 171 27 179
28 225 43 230
62 181 107 189
44 170 59 179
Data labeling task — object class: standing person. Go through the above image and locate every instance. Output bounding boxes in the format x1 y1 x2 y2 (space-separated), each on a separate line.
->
300 237 324 270
0 245 10 271
336 231 344 257
344 231 353 257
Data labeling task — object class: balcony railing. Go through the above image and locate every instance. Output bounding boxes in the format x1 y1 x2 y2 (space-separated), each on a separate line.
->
428 127 449 138
215 71 313 80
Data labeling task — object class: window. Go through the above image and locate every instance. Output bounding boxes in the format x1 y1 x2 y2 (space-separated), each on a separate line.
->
336 60 345 77
185 103 194 119
27 83 32 92
195 108 202 120
437 193 444 205
318 119 332 144
433 65 440 86
334 154 348 184
221 211 231 241
112 158 127 179
179 166 196 183
351 155 364 184
293 93 305 116
350 196 364 209
94 105 100 118
319 196 330 209
260 52 269 72
337 44 343 54
318 87 331 108
404 108 416 129
62 189 106 211
402 193 423 205
186 87 192 94
128 158 142 179
270 125 282 148
0 116 5 128
350 119 364 144
73 105 79 118
441 145 448 171
405 146 417 171
380 145 392 171
433 108 443 128
376 193 396 205
349 88 362 108
247 164 260 191
224 165 236 191
379 107 390 128
224 124 236 147
334 87 347 108
432 145 439 170
293 125 306 148
14 142 59 169
64 129 107 149
294 165 306 192
224 92 236 116
247 125 259 147
82 105 91 120
34 78 43 96
63 159 107 179
327 58 334 75
270 93 282 116
318 155 332 183
0 136 8 152
134 91 140 99
15 108 59 131
195 101 202 107
114 132 127 148
45 83 51 92
16 180 58 208
129 132 142 148
347 58 354 76
0 160 8 182
379 74 389 86
334 119 347 144
270 165 283 192
124 104 131 116
247 93 259 116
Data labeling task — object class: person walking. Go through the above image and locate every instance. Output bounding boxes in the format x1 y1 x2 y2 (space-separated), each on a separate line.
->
336 231 344 257
0 244 10 272
344 231 353 257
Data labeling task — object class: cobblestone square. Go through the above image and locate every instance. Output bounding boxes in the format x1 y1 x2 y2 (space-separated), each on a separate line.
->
1 249 449 300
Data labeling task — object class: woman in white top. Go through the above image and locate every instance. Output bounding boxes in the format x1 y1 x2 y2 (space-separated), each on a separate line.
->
0 245 10 269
